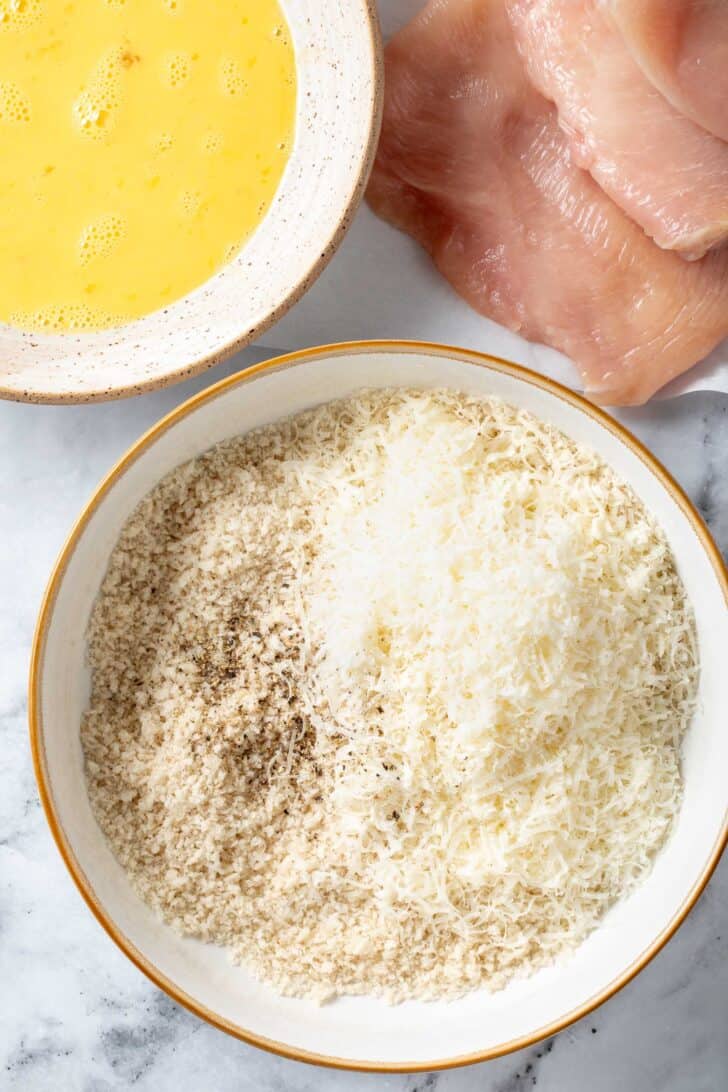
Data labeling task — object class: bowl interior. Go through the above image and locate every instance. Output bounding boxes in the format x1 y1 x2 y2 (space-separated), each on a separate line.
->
33 345 728 1068
0 1 380 403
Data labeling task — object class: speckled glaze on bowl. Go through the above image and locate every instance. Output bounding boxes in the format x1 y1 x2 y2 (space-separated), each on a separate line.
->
30 341 728 1071
0 2 382 404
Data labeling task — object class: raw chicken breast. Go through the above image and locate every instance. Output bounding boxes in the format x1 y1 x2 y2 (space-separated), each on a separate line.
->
508 0 728 258
608 0 728 143
367 0 728 404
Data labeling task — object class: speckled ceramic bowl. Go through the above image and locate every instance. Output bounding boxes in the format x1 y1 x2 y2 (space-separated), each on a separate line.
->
0 3 382 404
30 342 728 1071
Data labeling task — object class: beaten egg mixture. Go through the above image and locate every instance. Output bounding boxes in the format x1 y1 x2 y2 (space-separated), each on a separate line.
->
0 0 296 331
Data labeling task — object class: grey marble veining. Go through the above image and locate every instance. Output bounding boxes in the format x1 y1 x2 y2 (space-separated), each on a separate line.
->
1 351 726 1092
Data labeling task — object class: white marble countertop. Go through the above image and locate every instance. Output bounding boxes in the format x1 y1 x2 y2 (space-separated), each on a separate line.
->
1 346 726 1091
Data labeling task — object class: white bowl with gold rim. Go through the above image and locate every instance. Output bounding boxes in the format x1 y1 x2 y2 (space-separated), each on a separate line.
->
0 3 381 404
30 342 728 1070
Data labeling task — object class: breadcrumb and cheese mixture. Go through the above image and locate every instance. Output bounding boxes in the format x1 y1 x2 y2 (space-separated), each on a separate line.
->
81 389 698 1001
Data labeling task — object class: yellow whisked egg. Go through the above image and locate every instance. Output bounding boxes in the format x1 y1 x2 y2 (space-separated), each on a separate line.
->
0 0 296 332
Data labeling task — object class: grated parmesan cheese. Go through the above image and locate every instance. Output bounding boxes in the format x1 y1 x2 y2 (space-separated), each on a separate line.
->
82 388 698 1002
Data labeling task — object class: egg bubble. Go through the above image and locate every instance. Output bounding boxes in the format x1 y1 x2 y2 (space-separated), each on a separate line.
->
219 58 245 97
202 129 223 154
78 213 127 265
152 130 174 153
72 47 126 141
10 302 119 332
0 79 31 123
162 50 191 89
180 189 201 216
0 0 43 32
